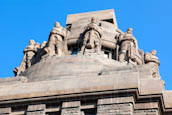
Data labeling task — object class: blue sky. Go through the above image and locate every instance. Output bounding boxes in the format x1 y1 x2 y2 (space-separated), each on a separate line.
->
0 0 172 90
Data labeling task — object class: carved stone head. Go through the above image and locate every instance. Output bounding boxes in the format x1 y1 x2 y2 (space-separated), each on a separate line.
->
127 28 133 34
91 17 97 24
151 50 157 56
55 22 61 28
29 40 35 45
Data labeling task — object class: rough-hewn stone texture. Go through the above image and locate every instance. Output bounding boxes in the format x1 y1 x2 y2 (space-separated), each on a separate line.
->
134 109 159 115
61 101 81 115
27 104 46 115
0 107 11 114
97 97 134 115
97 103 134 115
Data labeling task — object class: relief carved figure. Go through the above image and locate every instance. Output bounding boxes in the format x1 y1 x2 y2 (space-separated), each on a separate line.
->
14 40 39 76
46 22 67 56
145 50 160 78
81 17 102 54
118 28 143 65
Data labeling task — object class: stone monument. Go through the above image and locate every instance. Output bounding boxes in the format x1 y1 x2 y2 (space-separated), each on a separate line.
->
0 9 172 115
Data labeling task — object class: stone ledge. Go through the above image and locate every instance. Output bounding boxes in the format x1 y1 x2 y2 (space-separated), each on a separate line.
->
66 9 118 29
97 96 134 105
0 73 171 111
0 72 139 101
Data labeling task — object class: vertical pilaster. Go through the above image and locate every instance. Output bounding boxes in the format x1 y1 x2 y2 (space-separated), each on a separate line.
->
26 104 46 115
97 97 134 115
61 101 81 115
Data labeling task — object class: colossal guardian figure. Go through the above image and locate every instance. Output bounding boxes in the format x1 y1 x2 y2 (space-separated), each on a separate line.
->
46 22 67 56
118 28 143 65
13 40 39 76
145 50 160 78
81 17 102 54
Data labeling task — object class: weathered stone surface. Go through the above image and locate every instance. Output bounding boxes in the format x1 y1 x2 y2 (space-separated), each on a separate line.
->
27 104 46 115
61 101 81 115
0 9 172 115
0 107 11 114
118 28 143 65
135 102 159 110
62 101 80 108
26 111 45 115
46 22 67 57
134 109 159 115
80 17 103 54
163 91 172 109
20 55 132 82
0 76 27 85
144 50 160 78
139 78 164 95
66 10 117 51
97 103 134 115
97 97 134 105
66 9 118 29
61 108 80 115
27 104 45 111
0 70 139 101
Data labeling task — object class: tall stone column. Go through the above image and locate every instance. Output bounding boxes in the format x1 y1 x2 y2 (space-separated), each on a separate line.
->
61 101 81 115
0 107 11 115
97 97 134 115
26 104 46 115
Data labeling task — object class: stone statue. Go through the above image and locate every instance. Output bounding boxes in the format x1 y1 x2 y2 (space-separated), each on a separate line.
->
24 40 39 68
46 22 67 56
81 17 102 54
41 41 47 49
118 28 143 65
13 67 19 76
144 50 160 78
14 40 38 76
32 41 47 63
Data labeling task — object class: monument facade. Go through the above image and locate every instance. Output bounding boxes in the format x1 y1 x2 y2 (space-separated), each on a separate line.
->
0 9 172 115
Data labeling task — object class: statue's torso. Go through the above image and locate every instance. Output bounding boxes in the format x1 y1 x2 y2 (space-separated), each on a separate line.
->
51 27 65 36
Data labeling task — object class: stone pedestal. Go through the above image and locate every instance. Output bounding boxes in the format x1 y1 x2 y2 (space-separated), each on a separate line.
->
97 97 134 115
26 104 46 115
61 101 81 115
0 107 11 115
